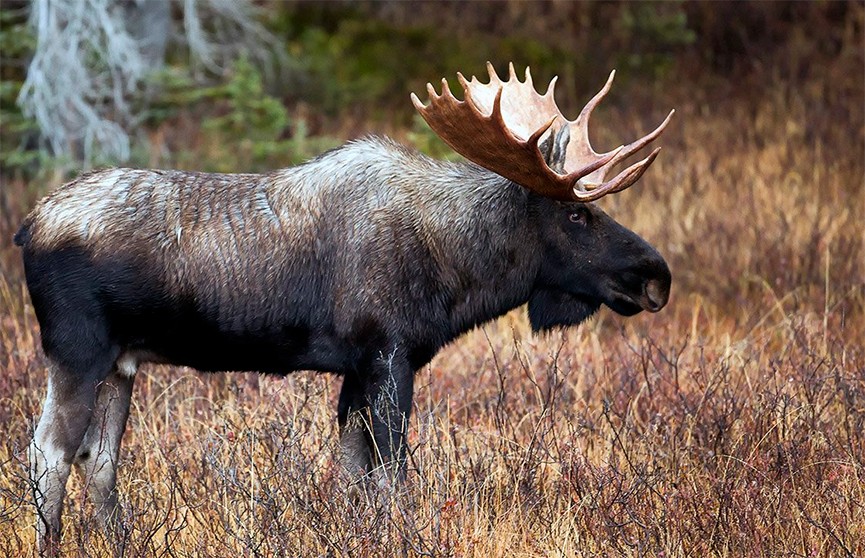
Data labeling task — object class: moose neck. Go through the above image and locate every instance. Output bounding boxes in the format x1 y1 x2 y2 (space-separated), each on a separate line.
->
278 137 548 348
423 161 546 338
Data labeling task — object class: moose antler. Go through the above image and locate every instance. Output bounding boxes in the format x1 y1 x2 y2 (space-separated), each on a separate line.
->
411 62 674 202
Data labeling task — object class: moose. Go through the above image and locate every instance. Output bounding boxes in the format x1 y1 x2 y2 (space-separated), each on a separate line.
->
17 63 673 551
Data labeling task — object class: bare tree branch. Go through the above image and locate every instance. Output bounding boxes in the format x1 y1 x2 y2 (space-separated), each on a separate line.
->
17 0 283 168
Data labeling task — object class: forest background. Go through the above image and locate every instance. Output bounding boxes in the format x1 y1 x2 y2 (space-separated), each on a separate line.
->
0 1 863 556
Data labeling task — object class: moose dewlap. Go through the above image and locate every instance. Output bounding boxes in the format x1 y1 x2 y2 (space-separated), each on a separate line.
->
18 62 672 553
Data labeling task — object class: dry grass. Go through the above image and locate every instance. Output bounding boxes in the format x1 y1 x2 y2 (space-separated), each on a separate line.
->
1 51 863 558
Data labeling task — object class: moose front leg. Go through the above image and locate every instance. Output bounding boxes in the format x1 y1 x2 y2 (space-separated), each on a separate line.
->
367 349 415 477
338 349 414 481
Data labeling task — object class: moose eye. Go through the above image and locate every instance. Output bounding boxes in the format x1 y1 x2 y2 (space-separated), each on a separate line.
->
568 210 587 226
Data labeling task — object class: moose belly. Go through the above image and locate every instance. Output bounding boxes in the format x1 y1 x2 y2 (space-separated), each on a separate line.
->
109 298 356 376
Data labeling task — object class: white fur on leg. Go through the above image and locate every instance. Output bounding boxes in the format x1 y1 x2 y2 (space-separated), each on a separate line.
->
30 377 72 553
115 353 137 378
74 371 134 534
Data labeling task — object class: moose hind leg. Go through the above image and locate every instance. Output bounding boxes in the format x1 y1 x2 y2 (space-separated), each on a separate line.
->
30 351 117 553
73 364 135 535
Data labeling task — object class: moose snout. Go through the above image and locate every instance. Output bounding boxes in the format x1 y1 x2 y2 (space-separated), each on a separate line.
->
640 257 671 312
643 278 669 312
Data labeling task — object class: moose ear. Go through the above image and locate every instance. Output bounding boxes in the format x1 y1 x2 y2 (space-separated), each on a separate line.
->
538 132 554 165
538 125 570 174
528 289 600 332
549 125 570 174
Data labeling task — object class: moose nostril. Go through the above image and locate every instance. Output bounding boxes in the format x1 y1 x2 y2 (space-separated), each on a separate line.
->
644 279 668 312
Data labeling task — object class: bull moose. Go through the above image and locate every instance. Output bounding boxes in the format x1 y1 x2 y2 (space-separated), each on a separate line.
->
17 63 673 551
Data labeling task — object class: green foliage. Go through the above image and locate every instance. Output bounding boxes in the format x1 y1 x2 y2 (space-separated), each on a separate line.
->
279 11 566 123
149 57 337 172
407 114 461 161
616 2 697 78
200 56 290 169
0 8 47 178
289 20 443 115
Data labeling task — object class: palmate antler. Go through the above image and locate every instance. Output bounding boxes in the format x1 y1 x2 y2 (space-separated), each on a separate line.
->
411 62 674 202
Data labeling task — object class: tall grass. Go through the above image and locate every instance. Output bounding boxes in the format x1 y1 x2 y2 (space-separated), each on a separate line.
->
1 42 862 558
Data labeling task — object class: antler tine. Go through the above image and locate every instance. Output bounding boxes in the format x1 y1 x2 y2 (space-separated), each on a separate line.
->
543 75 558 100
526 114 560 146
489 85 505 126
572 70 615 150
607 147 662 193
457 71 470 91
570 145 624 180
576 147 662 201
486 61 503 85
508 61 517 81
604 109 675 169
440 77 456 101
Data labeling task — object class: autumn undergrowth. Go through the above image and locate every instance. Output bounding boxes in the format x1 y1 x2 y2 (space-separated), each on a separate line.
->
1 52 863 558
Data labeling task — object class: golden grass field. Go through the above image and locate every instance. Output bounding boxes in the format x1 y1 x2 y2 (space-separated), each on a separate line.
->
1 42 863 558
